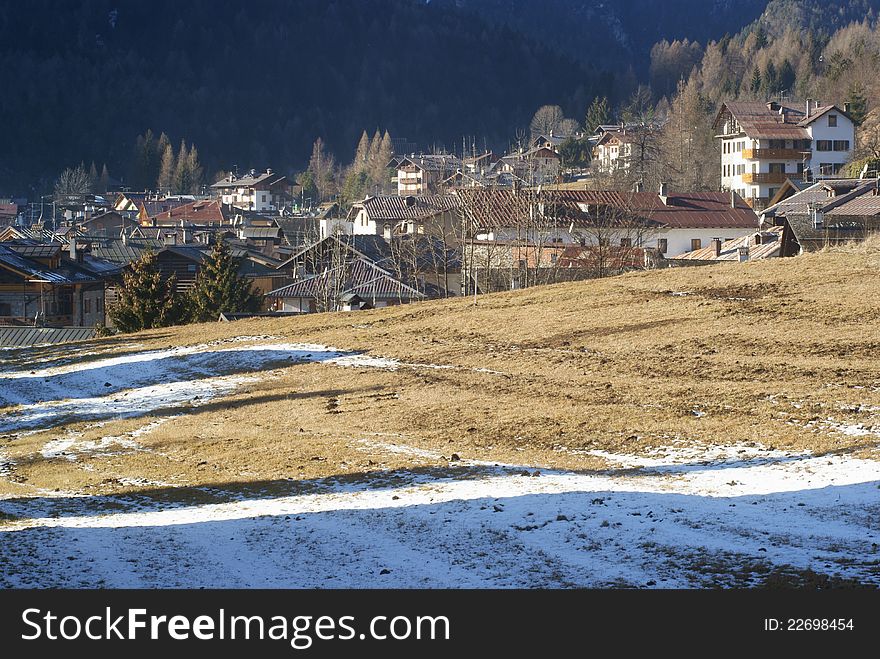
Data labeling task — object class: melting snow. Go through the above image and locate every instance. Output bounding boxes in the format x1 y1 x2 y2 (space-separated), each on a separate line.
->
1 441 878 588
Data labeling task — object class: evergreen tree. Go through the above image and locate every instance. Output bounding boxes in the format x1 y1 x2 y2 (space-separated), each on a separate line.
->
173 140 190 194
88 162 99 192
186 240 260 322
778 58 796 93
99 164 110 194
109 250 183 332
558 137 591 167
845 83 868 126
341 168 369 205
763 61 778 95
749 66 762 95
585 96 611 134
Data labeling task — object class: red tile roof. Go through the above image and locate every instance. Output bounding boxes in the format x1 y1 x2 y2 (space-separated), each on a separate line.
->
147 199 229 225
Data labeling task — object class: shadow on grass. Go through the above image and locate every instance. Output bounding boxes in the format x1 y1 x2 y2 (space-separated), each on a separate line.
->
0 473 877 588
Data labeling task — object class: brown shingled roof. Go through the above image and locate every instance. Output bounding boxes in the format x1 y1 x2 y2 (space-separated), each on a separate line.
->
714 101 811 140
455 189 758 231
353 194 460 221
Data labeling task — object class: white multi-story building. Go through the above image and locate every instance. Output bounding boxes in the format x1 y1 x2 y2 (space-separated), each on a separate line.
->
211 168 291 212
713 100 855 211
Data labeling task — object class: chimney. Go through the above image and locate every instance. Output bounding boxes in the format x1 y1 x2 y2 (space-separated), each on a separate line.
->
659 182 669 205
738 245 750 262
163 232 176 246
806 98 812 118
383 223 392 241
633 181 643 193
68 238 77 261
266 168 273 175
730 190 736 208
121 231 127 246
844 102 851 114
712 238 722 257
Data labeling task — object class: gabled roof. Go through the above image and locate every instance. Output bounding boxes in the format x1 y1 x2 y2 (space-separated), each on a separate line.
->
212 170 289 189
455 189 759 231
0 244 108 284
397 155 462 172
713 101 811 140
762 179 880 219
595 130 641 146
88 237 163 264
266 258 426 302
350 194 460 222
148 199 229 225
797 104 852 127
277 233 460 273
668 227 784 261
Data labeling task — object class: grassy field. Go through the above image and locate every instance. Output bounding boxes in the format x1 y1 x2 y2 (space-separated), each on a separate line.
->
1 239 879 498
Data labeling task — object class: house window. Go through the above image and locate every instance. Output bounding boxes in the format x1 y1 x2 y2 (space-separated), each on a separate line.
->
833 140 850 151
769 163 785 173
550 253 558 264
620 238 632 247
691 238 702 251
797 163 805 174
517 259 527 269
815 140 832 151
262 194 267 202
657 238 668 254
187 264 197 272
0 303 10 316
84 298 91 313
828 115 837 127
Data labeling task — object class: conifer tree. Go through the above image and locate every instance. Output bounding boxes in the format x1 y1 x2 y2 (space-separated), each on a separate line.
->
186 240 260 322
173 140 190 194
109 250 183 332
585 96 611 134
99 164 110 194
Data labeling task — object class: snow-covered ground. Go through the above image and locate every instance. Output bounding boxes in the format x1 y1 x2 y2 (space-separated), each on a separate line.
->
0 339 398 433
1 440 878 588
1 337 879 588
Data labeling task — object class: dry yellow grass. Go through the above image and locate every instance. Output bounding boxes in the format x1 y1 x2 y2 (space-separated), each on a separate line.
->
2 242 879 497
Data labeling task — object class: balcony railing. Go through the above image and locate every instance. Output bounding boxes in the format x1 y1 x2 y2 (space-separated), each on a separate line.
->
742 148 810 160
742 172 787 184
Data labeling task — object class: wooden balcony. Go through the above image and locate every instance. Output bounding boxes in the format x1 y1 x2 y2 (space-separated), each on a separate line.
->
742 148 809 160
741 172 787 184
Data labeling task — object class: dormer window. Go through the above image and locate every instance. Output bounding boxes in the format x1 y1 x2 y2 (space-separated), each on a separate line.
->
828 115 837 127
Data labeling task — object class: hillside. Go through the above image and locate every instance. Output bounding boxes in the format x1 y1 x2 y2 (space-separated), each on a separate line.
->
440 0 767 70
0 0 598 193
1 245 879 587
